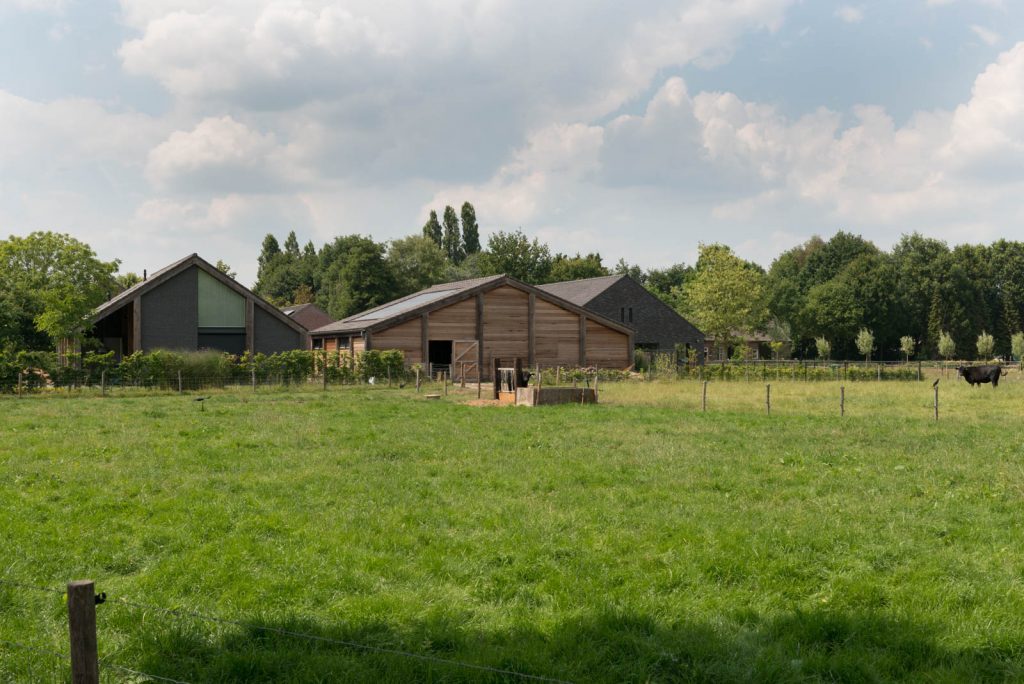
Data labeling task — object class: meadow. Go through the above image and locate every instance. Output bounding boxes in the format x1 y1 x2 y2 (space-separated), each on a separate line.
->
2 376 1023 682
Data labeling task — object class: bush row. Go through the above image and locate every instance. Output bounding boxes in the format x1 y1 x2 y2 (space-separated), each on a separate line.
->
0 348 406 392
678 363 921 382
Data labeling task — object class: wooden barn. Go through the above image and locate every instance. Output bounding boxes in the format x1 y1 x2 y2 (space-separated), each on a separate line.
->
309 275 633 379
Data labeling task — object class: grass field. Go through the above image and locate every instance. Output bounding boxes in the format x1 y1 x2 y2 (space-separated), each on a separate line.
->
2 378 1024 682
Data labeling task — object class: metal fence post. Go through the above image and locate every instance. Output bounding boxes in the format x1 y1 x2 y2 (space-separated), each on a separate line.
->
68 580 99 684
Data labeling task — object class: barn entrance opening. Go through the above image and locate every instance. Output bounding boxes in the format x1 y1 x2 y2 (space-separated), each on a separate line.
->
428 340 453 377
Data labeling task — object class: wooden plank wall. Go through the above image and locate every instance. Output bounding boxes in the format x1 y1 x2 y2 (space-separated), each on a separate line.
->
482 286 529 369
428 298 477 340
371 318 422 363
585 319 630 367
534 298 582 367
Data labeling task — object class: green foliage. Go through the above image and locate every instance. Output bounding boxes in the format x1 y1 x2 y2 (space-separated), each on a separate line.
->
442 205 464 264
422 210 442 247
549 252 608 282
683 244 766 353
460 202 481 254
214 259 237 280
325 237 396 319
386 235 449 297
0 231 121 348
1012 332 1024 362
815 337 831 360
855 328 875 362
937 330 956 361
976 330 995 360
255 232 318 305
899 336 916 362
479 229 552 284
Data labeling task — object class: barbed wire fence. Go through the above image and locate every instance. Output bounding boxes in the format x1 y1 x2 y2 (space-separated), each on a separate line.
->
0 577 573 684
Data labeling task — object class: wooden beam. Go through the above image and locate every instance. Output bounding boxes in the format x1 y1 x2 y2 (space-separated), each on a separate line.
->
364 330 373 351
245 297 255 353
132 297 142 353
421 313 429 366
528 293 536 366
476 293 484 380
579 315 588 366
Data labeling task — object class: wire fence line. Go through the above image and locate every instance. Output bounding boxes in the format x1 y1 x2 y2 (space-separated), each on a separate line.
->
0 577 573 684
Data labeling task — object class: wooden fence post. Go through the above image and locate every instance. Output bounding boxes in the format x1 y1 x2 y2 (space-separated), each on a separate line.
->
766 383 771 415
934 381 939 421
917 360 922 382
100 370 106 397
593 373 598 401
17 371 22 397
68 580 99 684
388 365 392 388
444 371 449 396
177 370 182 393
251 367 256 392
415 367 421 393
877 364 881 381
840 386 845 417
460 362 465 388
702 380 708 412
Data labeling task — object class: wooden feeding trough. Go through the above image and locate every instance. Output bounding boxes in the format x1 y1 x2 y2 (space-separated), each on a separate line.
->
492 358 597 406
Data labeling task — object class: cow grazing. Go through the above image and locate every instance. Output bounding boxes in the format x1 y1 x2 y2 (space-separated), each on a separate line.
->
957 365 1005 387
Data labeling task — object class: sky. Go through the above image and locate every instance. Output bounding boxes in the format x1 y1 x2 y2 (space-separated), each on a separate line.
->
2 0 1024 286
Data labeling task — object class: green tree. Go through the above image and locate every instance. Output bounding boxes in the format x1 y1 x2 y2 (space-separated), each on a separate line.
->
442 205 464 264
683 244 766 355
613 259 645 283
387 235 449 296
460 202 481 255
549 253 608 282
283 230 300 257
1012 332 1024 364
645 263 693 310
976 331 995 360
891 233 949 352
114 272 142 291
478 230 552 284
0 231 120 348
938 330 956 362
855 328 875 362
422 210 442 247
815 337 831 360
258 234 281 270
215 259 237 280
324 237 397 319
899 336 915 363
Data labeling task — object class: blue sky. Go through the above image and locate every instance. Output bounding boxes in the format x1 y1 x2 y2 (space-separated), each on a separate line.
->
2 0 1023 284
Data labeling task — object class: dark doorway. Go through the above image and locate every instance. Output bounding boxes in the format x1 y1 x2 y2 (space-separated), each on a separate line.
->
429 340 453 366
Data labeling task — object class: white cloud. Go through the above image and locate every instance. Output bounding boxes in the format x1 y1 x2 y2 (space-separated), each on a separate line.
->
835 5 864 23
971 24 1000 45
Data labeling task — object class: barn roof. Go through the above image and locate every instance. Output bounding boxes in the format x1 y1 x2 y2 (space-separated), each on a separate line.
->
535 274 626 306
90 253 307 335
281 302 334 330
310 274 633 337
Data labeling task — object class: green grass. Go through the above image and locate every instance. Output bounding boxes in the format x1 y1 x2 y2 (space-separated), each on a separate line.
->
2 378 1024 682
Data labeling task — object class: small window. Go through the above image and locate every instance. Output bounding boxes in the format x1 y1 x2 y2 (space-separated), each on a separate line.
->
620 307 625 322
628 307 633 323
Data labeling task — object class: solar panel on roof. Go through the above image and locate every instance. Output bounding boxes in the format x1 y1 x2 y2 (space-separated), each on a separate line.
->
348 289 457 322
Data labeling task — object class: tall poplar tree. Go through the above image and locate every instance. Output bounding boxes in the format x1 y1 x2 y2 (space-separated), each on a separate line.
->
442 205 464 264
422 211 442 247
461 202 481 255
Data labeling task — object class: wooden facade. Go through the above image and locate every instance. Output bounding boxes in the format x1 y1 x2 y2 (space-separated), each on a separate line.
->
310 275 632 378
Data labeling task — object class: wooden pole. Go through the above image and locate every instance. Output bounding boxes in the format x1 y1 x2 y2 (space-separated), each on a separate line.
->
388 365 392 388
460 362 465 388
840 385 845 417
100 370 106 397
877 364 882 381
416 367 421 393
444 371 449 396
17 371 22 397
934 383 939 421
702 380 708 412
251 366 256 392
594 372 598 401
67 579 99 684
177 370 182 393
917 360 922 382
766 383 771 415
556 367 560 386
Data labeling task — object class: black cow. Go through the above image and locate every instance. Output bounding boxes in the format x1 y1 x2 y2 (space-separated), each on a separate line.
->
957 364 1005 387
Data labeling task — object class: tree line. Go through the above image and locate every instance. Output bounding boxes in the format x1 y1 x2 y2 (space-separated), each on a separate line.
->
5 221 1024 362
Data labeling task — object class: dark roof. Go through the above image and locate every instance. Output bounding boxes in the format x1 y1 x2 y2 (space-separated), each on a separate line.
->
536 274 625 306
310 274 633 337
282 303 334 331
91 253 307 336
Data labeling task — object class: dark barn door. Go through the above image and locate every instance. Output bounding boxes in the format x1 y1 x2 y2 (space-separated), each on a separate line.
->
428 340 453 374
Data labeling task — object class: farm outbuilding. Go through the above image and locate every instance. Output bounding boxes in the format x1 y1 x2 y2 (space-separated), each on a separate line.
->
309 274 634 380
88 254 308 358
538 274 704 357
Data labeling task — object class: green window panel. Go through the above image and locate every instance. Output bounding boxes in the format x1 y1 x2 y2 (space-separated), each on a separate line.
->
197 270 246 328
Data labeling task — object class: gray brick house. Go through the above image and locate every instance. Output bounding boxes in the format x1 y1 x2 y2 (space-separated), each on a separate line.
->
538 275 704 358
